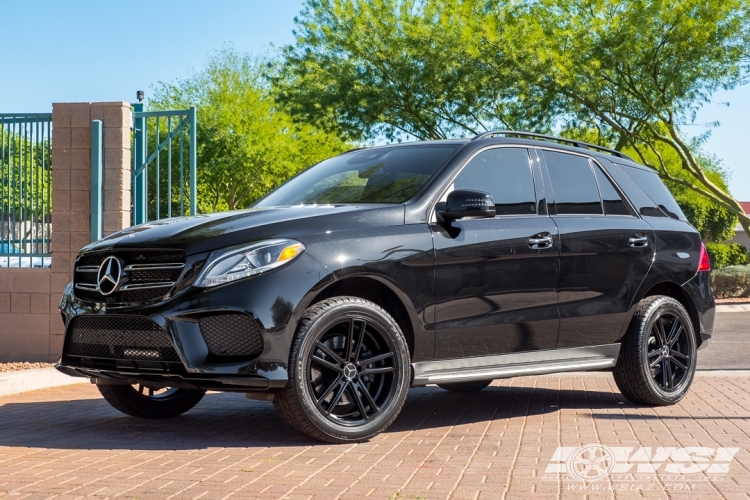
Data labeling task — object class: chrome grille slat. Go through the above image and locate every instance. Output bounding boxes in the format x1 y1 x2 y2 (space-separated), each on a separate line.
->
120 282 175 290
75 265 100 272
124 263 185 271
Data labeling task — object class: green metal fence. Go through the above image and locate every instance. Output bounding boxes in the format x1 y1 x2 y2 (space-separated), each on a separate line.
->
0 114 52 267
132 105 197 225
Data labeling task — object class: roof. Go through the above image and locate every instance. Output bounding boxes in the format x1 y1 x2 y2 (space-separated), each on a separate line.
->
741 202 750 215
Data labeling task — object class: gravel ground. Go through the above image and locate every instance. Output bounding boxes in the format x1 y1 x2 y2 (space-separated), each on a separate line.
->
0 362 54 373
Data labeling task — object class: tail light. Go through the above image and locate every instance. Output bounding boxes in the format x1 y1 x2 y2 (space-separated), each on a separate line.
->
698 243 711 272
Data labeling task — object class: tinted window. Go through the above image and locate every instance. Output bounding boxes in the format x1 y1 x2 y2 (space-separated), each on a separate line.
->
543 151 602 215
453 148 536 215
256 145 459 206
593 166 631 216
619 165 687 220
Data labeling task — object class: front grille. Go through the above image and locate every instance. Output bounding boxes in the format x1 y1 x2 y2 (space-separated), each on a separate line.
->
199 314 264 357
73 249 186 304
65 315 181 362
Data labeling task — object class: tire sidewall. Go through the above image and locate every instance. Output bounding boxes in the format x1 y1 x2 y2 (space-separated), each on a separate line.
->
639 298 697 404
292 302 410 441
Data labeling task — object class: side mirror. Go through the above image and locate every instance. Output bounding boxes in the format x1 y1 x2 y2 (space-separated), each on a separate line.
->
438 189 496 222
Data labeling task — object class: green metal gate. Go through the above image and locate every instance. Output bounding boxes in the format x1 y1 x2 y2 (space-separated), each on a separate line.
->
132 105 197 225
0 113 52 266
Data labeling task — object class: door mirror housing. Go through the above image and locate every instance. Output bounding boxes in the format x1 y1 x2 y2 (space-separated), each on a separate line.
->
438 190 496 222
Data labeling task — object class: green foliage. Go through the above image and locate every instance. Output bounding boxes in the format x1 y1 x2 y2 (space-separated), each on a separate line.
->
150 48 349 212
276 0 555 141
706 243 749 270
711 264 750 298
658 150 737 242
280 0 750 237
0 124 52 217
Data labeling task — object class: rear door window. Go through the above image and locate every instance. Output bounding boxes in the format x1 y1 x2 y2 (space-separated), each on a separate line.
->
452 147 537 215
618 165 687 220
543 151 603 215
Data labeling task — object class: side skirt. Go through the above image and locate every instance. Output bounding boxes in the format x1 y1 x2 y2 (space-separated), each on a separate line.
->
411 344 620 386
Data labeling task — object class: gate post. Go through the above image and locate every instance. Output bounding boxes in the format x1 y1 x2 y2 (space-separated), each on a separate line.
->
90 120 103 242
189 106 197 216
133 102 147 224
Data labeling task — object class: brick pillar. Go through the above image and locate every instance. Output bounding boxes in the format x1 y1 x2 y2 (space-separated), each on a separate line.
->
49 102 132 357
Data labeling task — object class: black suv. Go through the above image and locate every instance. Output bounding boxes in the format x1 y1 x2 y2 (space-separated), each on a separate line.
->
57 131 715 443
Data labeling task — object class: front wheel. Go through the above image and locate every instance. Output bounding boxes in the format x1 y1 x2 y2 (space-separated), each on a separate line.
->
613 296 697 406
274 297 411 443
97 383 206 418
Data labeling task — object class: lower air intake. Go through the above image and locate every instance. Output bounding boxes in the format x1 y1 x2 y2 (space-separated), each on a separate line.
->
65 315 180 362
199 314 264 357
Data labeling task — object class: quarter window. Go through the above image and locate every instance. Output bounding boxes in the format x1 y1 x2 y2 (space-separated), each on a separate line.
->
543 151 603 215
452 148 537 216
593 165 631 216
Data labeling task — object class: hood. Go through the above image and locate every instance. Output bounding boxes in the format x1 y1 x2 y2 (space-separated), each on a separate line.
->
81 204 405 256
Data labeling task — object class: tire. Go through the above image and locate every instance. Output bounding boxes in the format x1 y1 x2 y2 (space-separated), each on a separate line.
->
97 383 206 418
437 380 492 392
274 297 411 443
613 296 697 406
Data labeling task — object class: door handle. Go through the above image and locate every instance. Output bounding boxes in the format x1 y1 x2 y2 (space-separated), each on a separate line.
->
629 234 649 247
529 234 553 249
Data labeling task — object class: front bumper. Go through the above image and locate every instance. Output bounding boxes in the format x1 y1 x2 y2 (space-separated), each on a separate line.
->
57 253 331 391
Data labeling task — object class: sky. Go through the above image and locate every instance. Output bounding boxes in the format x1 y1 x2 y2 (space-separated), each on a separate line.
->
1 0 748 200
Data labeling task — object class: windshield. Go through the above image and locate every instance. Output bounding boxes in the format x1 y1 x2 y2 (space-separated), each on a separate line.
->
255 145 459 207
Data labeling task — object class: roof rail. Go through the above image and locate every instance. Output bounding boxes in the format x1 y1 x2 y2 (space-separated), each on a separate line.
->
471 130 634 161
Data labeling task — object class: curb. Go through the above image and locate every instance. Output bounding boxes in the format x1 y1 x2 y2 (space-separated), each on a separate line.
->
0 367 88 398
716 304 750 313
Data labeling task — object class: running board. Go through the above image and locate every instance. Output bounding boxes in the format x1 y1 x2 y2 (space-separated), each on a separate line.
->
411 344 620 386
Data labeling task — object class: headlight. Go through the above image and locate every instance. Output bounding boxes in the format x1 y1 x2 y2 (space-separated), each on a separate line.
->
195 239 306 288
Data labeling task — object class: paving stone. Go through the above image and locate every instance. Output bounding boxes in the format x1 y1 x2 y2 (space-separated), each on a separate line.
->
1 374 749 499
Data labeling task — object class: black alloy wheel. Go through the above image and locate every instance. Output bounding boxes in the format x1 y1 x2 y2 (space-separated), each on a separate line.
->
97 382 206 418
308 316 397 425
274 297 410 443
437 380 492 392
613 296 697 406
645 313 691 392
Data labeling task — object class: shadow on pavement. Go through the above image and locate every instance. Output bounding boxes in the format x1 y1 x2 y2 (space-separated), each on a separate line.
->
0 385 633 451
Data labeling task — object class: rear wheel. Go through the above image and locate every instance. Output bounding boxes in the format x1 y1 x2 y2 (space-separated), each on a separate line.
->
97 383 206 418
613 296 696 406
437 380 492 392
274 297 410 443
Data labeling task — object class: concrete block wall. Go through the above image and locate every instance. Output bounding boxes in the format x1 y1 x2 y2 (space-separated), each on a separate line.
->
0 102 131 362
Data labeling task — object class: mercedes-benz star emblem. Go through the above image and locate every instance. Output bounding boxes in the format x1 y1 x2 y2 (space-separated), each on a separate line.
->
97 256 123 296
343 363 357 381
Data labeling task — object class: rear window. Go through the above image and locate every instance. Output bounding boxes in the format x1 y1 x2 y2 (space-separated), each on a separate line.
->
256 145 459 206
618 165 687 220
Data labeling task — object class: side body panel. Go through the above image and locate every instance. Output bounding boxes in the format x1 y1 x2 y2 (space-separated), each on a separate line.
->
432 216 560 358
538 150 654 348
299 224 436 362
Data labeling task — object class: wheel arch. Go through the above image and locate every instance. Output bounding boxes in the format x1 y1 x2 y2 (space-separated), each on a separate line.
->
307 276 416 360
618 280 702 347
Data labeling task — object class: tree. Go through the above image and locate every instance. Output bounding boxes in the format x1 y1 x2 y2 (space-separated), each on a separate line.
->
510 0 750 238
281 0 750 238
150 48 349 212
276 0 555 141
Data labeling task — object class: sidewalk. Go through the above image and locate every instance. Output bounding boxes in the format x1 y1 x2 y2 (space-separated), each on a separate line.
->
1 372 749 499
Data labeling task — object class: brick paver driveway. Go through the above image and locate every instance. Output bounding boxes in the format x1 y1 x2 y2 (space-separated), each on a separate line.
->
1 372 750 500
